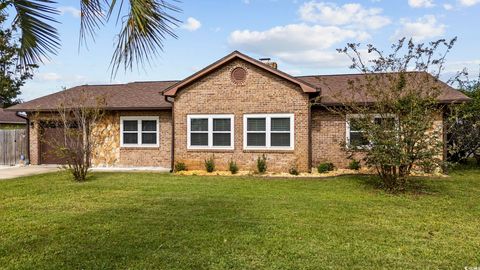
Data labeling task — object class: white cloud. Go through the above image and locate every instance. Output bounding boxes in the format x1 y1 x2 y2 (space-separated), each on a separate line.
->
229 24 369 68
38 72 62 81
229 24 368 52
392 15 446 42
182 17 202 31
459 0 480 6
444 59 480 73
58 6 81 18
298 1 391 29
408 0 435 8
443 3 454 9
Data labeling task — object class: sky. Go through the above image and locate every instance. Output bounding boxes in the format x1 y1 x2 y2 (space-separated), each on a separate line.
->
13 0 480 101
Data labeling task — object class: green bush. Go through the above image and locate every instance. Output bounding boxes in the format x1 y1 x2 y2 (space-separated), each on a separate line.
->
348 160 361 170
174 162 187 172
205 156 215 173
257 155 267 173
229 160 239 174
289 167 299 175
317 162 334 173
418 160 436 174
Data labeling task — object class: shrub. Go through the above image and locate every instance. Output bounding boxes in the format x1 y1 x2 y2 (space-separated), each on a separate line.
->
205 156 215 172
229 160 239 174
348 160 361 170
175 162 187 172
289 166 299 175
317 162 334 173
418 160 437 174
257 155 267 173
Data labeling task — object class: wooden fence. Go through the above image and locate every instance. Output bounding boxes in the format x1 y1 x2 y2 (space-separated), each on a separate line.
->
0 129 27 165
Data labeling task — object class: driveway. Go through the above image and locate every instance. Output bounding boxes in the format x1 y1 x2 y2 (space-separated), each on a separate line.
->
0 165 60 180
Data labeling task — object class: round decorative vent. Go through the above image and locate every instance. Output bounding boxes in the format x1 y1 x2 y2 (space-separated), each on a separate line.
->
231 67 247 84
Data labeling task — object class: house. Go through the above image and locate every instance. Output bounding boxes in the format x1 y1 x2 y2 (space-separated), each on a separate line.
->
0 108 26 129
6 51 470 172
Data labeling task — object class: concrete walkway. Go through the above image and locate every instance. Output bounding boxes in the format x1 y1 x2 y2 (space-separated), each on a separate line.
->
0 165 60 180
0 165 171 180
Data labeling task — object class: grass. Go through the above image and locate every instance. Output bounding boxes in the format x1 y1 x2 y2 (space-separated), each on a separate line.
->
0 169 479 269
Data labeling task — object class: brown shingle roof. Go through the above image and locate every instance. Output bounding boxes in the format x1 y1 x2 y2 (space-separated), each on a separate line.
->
0 108 27 124
7 81 178 112
297 72 471 105
6 68 469 113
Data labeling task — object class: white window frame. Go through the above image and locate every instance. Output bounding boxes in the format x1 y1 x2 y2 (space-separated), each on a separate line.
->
120 116 160 148
346 114 398 149
187 114 234 150
243 113 295 151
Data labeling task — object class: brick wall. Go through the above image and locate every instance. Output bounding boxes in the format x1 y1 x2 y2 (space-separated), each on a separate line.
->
173 59 310 172
28 119 40 165
311 107 444 169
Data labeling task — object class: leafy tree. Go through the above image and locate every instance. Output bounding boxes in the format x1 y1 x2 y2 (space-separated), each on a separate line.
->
0 13 36 107
0 0 181 74
446 70 480 165
319 38 457 192
39 88 106 181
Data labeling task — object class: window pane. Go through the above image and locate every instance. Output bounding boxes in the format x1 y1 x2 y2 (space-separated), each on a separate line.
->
142 133 157 144
374 117 396 130
247 118 266 131
191 133 208 146
123 120 138 131
247 133 266 146
213 118 231 131
191 118 208 131
213 133 231 146
142 120 157 131
349 118 364 132
350 132 369 147
271 133 290 147
123 133 138 144
271 118 290 131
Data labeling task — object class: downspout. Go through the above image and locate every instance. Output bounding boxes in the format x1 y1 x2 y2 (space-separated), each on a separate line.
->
16 112 30 165
308 91 320 173
308 98 313 173
165 95 175 172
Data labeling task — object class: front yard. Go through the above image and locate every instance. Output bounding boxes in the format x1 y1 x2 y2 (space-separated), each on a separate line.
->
0 169 479 269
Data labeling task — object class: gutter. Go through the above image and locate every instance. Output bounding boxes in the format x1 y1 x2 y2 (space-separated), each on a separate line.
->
15 112 30 165
164 95 175 172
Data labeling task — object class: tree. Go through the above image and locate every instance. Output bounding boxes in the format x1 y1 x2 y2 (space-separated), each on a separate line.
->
0 13 36 107
40 88 105 181
318 38 456 192
446 70 480 165
0 0 181 74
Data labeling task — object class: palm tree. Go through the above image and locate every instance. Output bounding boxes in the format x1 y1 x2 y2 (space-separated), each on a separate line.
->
1 0 181 74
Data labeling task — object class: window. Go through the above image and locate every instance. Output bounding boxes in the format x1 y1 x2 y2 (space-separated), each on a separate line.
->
120 116 159 147
187 115 234 149
346 114 397 148
243 114 294 150
346 116 369 147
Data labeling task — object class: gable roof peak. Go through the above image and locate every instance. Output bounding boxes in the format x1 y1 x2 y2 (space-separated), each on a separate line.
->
163 51 318 96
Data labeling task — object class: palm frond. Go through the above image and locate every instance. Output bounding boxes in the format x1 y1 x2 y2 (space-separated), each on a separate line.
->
79 0 105 44
12 0 60 66
109 0 181 75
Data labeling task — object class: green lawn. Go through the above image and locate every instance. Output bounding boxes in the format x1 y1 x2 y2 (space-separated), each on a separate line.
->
0 169 479 269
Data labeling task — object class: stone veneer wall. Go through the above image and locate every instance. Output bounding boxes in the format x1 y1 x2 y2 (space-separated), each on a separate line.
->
91 110 172 168
173 58 310 172
311 107 445 169
28 110 172 168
